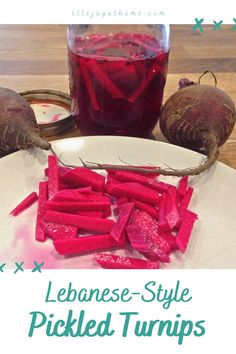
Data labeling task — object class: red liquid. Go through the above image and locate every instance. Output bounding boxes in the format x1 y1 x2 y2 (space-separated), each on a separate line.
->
68 33 169 137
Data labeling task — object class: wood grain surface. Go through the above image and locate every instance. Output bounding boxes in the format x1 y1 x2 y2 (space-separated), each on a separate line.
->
0 25 235 169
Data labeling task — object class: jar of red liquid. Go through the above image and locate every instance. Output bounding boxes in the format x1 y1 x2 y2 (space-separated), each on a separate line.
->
67 25 170 137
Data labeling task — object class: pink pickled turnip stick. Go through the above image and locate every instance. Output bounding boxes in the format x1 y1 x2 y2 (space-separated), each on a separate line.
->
53 234 119 255
104 178 121 193
133 211 172 255
78 211 104 218
165 187 180 230
53 190 108 203
127 210 171 255
159 231 177 250
129 62 160 103
44 210 114 233
36 181 48 242
94 253 160 269
147 180 170 193
176 210 198 253
44 166 71 178
126 223 150 252
76 187 92 194
10 191 38 216
62 167 105 191
114 170 157 185
179 187 194 217
107 174 121 185
158 193 170 232
108 182 160 206
45 200 111 213
48 155 59 200
117 197 129 207
80 59 100 111
111 171 170 193
177 176 188 200
111 202 134 244
87 60 126 99
41 221 78 240
143 246 170 263
132 199 159 219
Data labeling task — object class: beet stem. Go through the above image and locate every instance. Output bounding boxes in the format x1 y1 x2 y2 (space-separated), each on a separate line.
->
198 70 217 86
28 133 51 151
50 136 219 177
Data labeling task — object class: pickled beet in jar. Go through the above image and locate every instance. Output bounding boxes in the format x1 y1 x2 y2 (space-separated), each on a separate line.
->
67 25 170 137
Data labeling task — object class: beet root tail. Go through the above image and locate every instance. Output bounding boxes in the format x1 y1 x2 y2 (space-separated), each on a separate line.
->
29 133 51 150
51 136 219 177
14 129 51 151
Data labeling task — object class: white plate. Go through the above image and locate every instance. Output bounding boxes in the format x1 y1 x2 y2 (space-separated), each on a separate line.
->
1 136 236 269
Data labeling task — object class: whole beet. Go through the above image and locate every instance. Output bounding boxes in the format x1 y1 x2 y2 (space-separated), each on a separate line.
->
0 87 51 155
159 84 236 153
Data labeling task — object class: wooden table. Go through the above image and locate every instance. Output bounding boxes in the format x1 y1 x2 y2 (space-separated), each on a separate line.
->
0 25 235 169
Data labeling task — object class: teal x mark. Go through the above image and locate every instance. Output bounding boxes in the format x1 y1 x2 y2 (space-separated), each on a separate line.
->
212 20 223 31
0 263 6 272
14 262 24 274
193 18 204 32
230 18 236 30
32 261 44 273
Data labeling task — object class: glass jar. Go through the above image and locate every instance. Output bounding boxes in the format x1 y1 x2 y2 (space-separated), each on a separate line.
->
67 24 170 137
